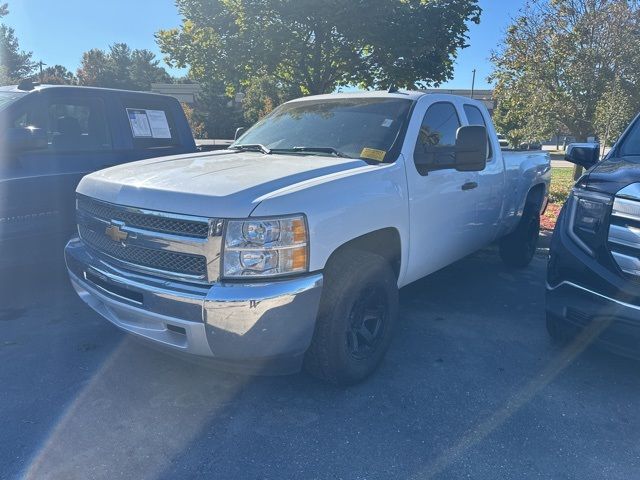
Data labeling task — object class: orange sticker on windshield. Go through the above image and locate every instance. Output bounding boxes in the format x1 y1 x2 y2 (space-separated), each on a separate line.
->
360 148 386 162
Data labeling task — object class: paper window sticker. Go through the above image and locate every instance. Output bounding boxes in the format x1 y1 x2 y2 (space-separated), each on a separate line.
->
147 110 172 139
127 109 152 138
360 147 387 162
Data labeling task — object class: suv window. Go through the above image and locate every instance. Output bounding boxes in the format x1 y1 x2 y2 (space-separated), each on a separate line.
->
11 101 39 129
122 97 180 149
618 119 640 160
414 102 461 174
463 104 493 160
47 97 112 151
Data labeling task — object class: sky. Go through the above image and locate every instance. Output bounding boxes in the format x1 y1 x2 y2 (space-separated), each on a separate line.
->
5 0 528 90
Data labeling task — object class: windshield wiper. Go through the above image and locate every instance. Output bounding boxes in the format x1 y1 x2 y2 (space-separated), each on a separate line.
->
230 144 272 154
272 147 353 159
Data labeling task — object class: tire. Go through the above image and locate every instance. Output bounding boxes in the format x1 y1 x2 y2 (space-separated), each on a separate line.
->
499 208 540 268
546 311 570 344
304 249 399 385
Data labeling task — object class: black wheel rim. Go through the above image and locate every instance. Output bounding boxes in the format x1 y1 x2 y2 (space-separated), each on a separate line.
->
346 284 388 360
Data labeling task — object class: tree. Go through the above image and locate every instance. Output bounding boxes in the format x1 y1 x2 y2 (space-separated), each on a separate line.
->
0 3 34 81
491 0 640 176
181 102 207 138
241 74 298 124
157 0 481 97
40 64 76 85
77 43 171 91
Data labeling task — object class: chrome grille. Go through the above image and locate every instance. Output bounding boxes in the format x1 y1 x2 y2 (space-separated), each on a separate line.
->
608 184 640 278
79 224 207 277
77 196 210 238
76 196 222 283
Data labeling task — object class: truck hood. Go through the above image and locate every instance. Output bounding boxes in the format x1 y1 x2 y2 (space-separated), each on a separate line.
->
77 150 369 218
583 156 640 196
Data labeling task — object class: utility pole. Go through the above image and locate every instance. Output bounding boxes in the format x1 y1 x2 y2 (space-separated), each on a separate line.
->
37 60 46 80
471 69 476 99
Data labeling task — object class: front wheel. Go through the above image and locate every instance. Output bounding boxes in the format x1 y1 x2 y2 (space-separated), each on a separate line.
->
304 249 399 385
499 210 540 268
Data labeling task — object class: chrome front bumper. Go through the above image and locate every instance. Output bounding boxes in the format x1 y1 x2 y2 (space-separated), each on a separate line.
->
65 238 323 372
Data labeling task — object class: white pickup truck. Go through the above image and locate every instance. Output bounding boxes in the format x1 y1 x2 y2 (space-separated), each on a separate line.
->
65 91 550 384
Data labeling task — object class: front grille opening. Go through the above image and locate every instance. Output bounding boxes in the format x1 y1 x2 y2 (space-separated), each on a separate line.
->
79 224 207 278
166 324 187 335
77 196 210 238
85 271 144 304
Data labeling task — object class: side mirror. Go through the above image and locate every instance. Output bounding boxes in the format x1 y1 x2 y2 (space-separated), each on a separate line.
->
455 125 487 172
4 127 47 152
234 127 246 141
565 143 599 169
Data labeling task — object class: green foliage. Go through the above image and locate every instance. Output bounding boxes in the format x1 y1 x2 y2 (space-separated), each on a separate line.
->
77 43 171 91
549 167 575 204
181 102 207 139
40 64 76 85
193 82 245 139
491 0 640 147
157 0 481 96
0 3 34 82
242 74 299 124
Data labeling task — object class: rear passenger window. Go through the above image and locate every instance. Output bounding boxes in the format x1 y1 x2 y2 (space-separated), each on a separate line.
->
122 98 180 149
414 102 461 175
47 97 112 151
463 104 492 160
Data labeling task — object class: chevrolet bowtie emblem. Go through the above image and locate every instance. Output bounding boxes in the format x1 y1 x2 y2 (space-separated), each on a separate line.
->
105 223 129 243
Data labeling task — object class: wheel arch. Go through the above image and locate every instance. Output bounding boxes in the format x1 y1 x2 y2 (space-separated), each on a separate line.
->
323 228 402 281
525 182 547 215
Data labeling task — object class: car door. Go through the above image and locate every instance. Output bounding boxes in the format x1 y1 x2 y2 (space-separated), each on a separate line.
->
0 93 51 244
10 90 120 242
404 98 481 284
463 103 505 246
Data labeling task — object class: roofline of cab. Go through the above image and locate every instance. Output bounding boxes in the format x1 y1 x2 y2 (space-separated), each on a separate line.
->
0 84 176 100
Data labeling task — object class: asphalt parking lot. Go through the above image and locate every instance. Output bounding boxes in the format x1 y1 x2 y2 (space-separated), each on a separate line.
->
2 234 640 480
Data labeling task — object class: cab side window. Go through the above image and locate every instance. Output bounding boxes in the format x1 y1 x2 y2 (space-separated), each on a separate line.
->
414 102 461 175
46 97 112 151
122 97 180 150
11 101 39 129
463 104 492 160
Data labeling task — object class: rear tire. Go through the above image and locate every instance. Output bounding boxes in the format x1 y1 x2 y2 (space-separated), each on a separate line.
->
304 249 398 385
499 209 540 268
546 311 570 344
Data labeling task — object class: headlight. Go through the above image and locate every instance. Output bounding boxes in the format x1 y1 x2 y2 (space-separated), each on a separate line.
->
567 188 612 255
222 215 308 278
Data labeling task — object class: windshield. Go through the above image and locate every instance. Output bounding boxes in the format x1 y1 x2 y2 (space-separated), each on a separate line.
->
617 117 640 161
235 97 413 161
0 91 23 111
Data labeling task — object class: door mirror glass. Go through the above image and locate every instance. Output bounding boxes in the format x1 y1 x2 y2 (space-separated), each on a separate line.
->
565 143 599 169
413 102 461 175
4 127 48 152
454 125 488 172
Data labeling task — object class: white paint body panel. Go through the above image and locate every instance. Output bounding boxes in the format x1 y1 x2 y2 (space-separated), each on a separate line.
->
77 92 550 289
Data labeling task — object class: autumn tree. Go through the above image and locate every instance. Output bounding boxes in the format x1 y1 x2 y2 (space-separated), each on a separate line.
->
491 0 640 152
40 64 76 85
77 43 171 91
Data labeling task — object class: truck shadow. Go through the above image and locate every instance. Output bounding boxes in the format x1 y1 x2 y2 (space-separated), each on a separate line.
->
11 234 640 479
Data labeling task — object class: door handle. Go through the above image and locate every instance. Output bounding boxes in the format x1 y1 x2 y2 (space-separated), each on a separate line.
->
461 181 478 191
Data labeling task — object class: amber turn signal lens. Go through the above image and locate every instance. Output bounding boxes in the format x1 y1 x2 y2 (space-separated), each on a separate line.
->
292 218 307 243
291 246 307 270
